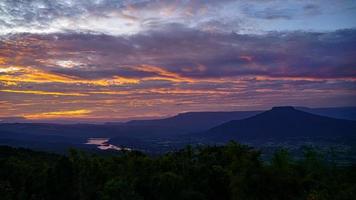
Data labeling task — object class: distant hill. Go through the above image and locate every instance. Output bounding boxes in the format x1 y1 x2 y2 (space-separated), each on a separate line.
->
1 107 356 153
2 106 355 125
297 106 356 121
125 111 262 132
198 106 356 142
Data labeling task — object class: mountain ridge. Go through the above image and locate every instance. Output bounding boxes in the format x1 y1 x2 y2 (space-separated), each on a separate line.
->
198 106 356 142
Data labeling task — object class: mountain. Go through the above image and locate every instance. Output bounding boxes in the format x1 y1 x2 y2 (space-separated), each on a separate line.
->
1 107 356 153
198 106 356 142
124 111 262 132
297 107 356 121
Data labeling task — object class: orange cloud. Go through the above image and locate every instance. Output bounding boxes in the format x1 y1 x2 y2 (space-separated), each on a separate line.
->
0 66 140 86
135 65 195 83
24 109 92 119
0 89 87 96
0 57 7 65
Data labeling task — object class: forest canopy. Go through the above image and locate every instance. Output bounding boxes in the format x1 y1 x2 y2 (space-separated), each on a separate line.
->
0 142 355 200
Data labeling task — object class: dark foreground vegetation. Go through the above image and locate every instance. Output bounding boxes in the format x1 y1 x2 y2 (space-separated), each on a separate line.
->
1 142 355 200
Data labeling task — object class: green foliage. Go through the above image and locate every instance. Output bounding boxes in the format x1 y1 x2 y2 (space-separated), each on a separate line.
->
0 144 355 200
101 178 142 200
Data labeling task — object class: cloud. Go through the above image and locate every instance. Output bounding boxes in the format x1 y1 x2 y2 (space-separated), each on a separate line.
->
1 2 356 119
134 65 195 83
1 0 355 35
0 66 139 86
23 109 92 119
0 89 87 96
1 28 355 87
0 0 230 35
244 7 297 20
303 4 321 15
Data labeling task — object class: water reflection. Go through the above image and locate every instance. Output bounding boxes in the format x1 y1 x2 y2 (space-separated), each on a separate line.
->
86 138 131 151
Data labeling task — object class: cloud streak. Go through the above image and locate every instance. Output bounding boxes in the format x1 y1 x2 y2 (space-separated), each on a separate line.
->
0 66 139 86
24 109 92 119
0 89 87 96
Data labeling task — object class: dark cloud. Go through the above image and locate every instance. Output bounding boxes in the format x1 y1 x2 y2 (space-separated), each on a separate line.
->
303 4 321 15
2 27 356 81
247 7 296 20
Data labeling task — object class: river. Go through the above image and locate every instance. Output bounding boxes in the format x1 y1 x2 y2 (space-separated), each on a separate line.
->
85 138 131 151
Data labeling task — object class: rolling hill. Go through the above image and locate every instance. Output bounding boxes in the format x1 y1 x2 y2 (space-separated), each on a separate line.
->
124 110 262 132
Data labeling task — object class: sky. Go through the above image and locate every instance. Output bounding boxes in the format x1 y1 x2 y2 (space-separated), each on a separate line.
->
0 0 356 121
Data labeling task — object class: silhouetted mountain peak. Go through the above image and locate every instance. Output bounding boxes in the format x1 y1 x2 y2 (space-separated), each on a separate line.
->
254 106 308 121
271 106 296 111
201 106 356 141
